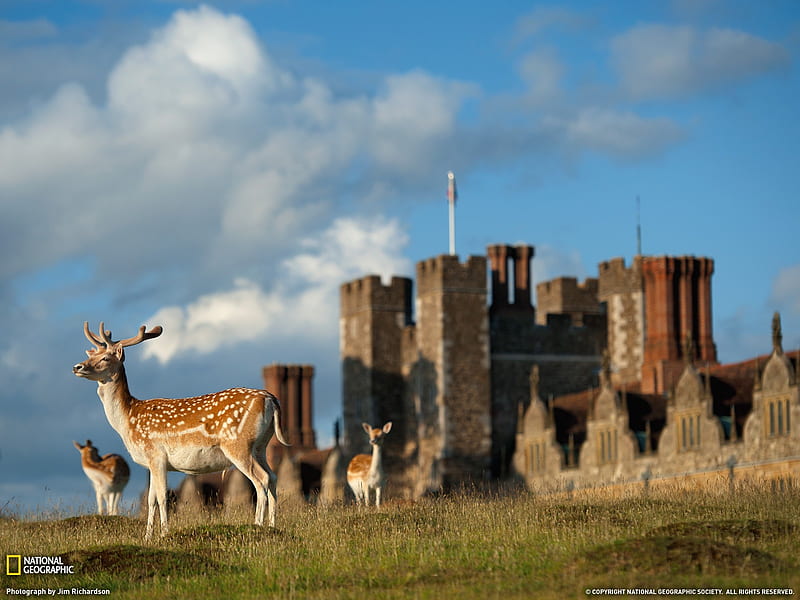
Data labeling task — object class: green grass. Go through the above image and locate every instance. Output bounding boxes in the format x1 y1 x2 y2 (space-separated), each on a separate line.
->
2 486 799 599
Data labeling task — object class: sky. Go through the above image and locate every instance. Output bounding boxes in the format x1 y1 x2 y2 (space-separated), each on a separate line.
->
1 0 799 515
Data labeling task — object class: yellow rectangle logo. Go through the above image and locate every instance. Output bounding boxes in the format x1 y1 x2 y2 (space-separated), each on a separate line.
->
6 554 21 576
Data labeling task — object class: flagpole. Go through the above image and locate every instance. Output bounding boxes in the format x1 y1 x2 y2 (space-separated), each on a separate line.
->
447 171 457 256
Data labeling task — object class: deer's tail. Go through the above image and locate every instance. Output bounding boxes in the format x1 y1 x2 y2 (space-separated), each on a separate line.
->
269 393 291 447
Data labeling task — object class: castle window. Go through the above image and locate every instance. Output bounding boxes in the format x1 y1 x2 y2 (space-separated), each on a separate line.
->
678 410 702 452
769 403 775 436
525 439 547 475
765 394 791 438
597 428 617 465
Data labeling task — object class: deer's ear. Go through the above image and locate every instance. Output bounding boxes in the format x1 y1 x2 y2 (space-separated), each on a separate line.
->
383 422 393 434
73 441 82 451
362 422 372 433
113 344 124 360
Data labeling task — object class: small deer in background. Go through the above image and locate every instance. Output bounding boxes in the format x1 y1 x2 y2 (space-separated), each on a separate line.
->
73 440 130 515
347 422 392 506
72 322 291 539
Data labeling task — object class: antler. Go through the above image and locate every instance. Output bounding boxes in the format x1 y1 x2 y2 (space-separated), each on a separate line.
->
114 323 163 348
83 321 163 349
84 321 109 349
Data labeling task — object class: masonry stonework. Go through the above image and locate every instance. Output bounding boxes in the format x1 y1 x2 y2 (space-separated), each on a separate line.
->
339 275 413 495
598 257 644 386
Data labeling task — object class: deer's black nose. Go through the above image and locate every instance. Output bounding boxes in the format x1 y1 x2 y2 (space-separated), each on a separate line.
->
73 364 84 373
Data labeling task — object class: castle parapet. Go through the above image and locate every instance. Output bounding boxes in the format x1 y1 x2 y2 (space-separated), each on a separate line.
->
340 275 412 321
598 256 643 298
417 254 487 296
536 276 600 326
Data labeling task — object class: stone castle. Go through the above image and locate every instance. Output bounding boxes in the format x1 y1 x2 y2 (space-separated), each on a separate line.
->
171 244 798 508
339 245 800 498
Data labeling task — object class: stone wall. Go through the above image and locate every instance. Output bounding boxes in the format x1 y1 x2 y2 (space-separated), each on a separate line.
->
598 257 644 386
536 277 601 326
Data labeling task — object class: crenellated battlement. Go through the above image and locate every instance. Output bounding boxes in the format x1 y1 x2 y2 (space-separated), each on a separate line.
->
416 254 487 296
598 256 643 298
535 276 599 326
340 275 412 320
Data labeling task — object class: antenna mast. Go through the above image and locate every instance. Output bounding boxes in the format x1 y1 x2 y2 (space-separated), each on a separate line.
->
447 171 457 256
636 195 642 256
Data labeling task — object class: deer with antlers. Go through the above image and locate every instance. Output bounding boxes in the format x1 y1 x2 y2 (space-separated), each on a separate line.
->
73 439 130 515
72 322 290 539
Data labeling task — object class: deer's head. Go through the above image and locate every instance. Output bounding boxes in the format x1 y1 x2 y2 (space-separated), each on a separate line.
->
73 321 162 382
362 421 392 446
73 439 101 461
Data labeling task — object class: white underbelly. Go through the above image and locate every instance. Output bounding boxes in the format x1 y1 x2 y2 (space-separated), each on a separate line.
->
83 467 111 491
165 446 231 474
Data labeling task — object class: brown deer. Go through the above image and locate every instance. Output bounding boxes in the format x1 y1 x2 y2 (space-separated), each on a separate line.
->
73 439 130 515
72 322 290 539
347 422 392 506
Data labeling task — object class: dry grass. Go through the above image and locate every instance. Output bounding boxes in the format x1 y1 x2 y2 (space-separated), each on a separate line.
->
1 485 799 599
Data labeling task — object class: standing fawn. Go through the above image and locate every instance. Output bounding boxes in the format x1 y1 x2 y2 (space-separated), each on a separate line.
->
73 322 290 539
73 439 130 515
347 422 392 506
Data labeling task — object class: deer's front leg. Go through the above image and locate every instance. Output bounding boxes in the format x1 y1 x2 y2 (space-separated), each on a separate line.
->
146 460 169 540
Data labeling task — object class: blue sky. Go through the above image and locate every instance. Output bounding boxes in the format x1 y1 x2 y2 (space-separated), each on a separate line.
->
1 0 799 513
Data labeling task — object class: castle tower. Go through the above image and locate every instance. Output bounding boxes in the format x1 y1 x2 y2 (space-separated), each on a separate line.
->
340 275 412 455
263 364 317 466
415 254 491 490
598 256 645 386
640 256 717 394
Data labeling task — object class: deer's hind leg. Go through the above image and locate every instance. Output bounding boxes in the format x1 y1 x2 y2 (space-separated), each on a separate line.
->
222 444 276 527
253 440 278 527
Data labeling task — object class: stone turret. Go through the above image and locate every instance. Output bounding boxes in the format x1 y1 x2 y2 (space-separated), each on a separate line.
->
415 254 491 491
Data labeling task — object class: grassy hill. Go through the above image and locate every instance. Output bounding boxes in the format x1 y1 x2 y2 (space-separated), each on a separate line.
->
2 485 798 599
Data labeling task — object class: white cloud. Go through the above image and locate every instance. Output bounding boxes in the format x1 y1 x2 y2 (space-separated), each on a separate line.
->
611 24 789 100
141 216 411 364
551 107 685 159
518 47 564 105
370 70 468 172
0 5 467 293
771 264 800 316
512 6 590 43
106 5 283 131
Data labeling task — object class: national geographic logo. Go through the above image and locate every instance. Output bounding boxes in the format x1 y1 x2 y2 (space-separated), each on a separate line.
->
6 555 74 575
6 555 21 576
